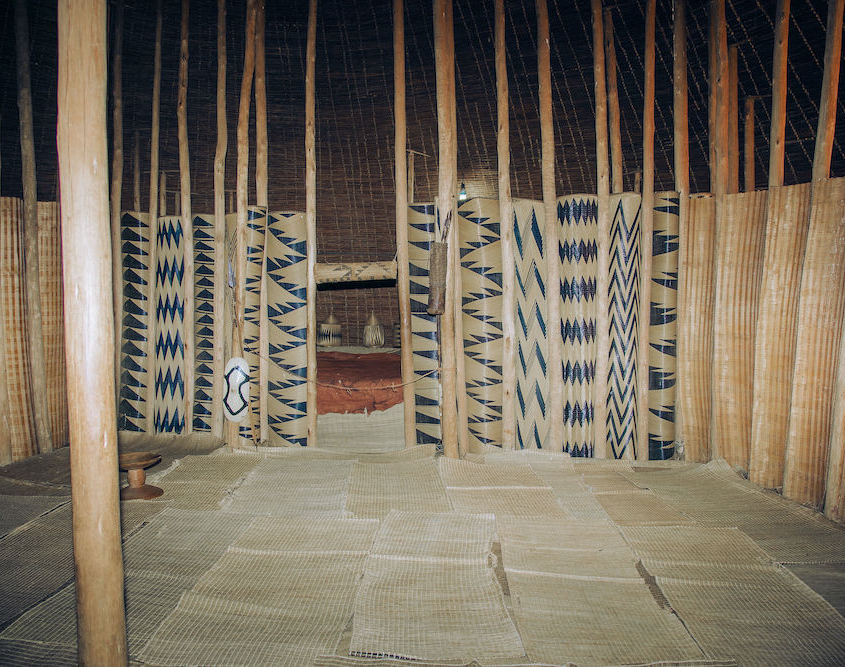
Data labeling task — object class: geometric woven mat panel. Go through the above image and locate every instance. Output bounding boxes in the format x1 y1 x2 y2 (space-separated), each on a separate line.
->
192 213 217 432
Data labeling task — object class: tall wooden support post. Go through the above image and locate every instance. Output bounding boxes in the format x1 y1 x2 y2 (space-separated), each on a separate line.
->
212 0 227 439
728 45 739 193
231 0 257 447
744 97 756 190
0 112 10 466
769 0 790 188
15 0 53 454
434 0 459 458
604 9 623 194
255 0 269 443
637 0 656 460
407 151 415 202
133 129 141 211
145 0 162 433
178 0 195 434
591 0 611 459
712 0 730 199
708 4 716 189
394 0 415 449
496 0 517 450
813 0 844 182
57 0 128 662
537 0 561 451
110 0 124 402
160 172 167 216
306 0 318 446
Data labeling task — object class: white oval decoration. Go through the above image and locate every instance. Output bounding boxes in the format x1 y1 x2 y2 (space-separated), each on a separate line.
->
223 357 250 423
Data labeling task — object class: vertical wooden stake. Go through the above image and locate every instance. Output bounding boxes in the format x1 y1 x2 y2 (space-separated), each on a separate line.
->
0 111 10 465
728 44 739 193
212 0 227 439
306 0 318 446
604 8 623 194
160 172 167 216
769 0 790 188
708 3 716 190
712 0 730 198
592 0 611 459
174 190 180 217
110 0 124 405
178 0 194 434
133 129 141 211
813 0 844 182
255 0 269 443
15 0 53 454
407 150 415 203
496 0 517 450
744 97 756 191
145 0 162 433
394 0 416 449
57 0 128 662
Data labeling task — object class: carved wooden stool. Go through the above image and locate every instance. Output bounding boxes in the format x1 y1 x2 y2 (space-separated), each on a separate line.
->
119 452 163 500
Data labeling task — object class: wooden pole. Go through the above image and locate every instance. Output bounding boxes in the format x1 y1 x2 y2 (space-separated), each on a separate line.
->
769 0 790 188
708 3 716 191
813 0 844 182
0 112 10 466
744 97 756 191
178 0 194 434
434 0 459 459
133 129 140 211
255 0 269 443
712 0 729 199
728 44 739 193
110 0 124 405
496 0 517 450
604 8 623 194
145 0 162 433
160 171 167 216
212 0 227 439
57 0 128 661
537 0 561 452
407 150 415 202
637 0 656 460
592 0 611 459
306 0 318 446
15 0 53 454
394 0 416 449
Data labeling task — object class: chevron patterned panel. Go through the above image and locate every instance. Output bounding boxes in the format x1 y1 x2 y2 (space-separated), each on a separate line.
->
557 194 598 457
512 199 548 450
648 192 679 460
458 198 503 451
240 207 267 444
154 216 186 433
265 210 308 447
118 211 152 431
192 214 216 432
408 204 442 447
606 194 641 460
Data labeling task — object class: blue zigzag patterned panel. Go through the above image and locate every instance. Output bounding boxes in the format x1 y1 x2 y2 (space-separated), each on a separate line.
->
512 200 548 450
648 193 679 460
265 210 308 447
119 212 151 431
458 198 504 451
606 194 641 459
558 195 598 457
407 204 442 447
154 216 186 433
192 214 216 432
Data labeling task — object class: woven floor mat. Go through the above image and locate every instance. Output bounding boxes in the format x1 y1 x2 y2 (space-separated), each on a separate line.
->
0 639 77 666
447 487 570 520
580 470 649 494
350 558 524 662
788 564 845 616
0 495 70 538
225 458 353 517
595 492 694 526
482 448 575 471
438 458 546 488
346 459 451 519
507 571 705 666
318 404 405 451
622 526 775 569
259 446 360 460
357 443 438 463
372 511 495 561
154 452 262 484
526 469 613 524
120 498 169 536
313 656 477 666
233 516 379 554
657 570 845 665
502 542 640 580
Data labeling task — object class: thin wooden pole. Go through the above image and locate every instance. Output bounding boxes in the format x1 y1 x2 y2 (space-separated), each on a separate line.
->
407 151 415 202
178 0 194 434
604 8 623 194
394 0 415 449
744 97 756 191
434 0 459 459
496 0 517 450
255 0 269 443
212 0 227 439
592 0 611 459
728 44 739 193
712 0 730 199
708 3 716 190
57 0 128 661
133 129 140 211
145 0 162 433
174 189 180 216
306 0 318 446
538 0 561 452
638 0 656 460
160 171 167 216
0 111 10 466
110 0 124 405
813 0 844 182
769 0 790 188
15 0 53 454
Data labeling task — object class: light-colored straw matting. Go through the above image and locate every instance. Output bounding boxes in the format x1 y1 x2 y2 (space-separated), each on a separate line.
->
0 639 77 667
318 403 405 451
346 458 450 519
372 510 495 562
0 495 69 538
151 452 262 510
594 491 693 526
313 657 475 667
447 486 570 520
501 541 640 580
749 183 811 489
233 516 379 554
788 563 845 616
438 457 546 488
